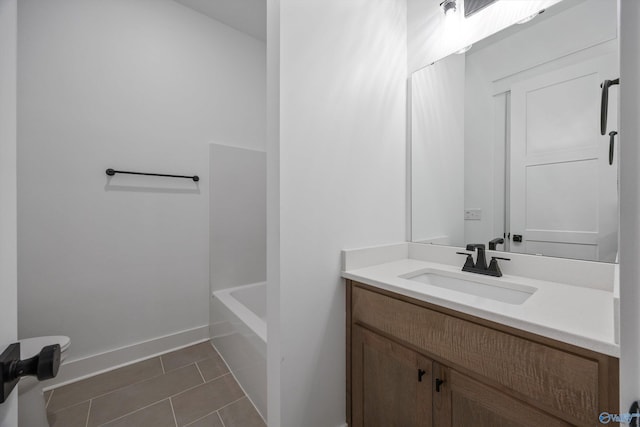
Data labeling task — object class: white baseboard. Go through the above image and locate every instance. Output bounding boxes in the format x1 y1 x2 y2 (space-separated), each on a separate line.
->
42 325 209 390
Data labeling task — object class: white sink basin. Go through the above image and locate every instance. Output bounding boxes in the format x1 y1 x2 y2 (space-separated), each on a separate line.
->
401 270 537 305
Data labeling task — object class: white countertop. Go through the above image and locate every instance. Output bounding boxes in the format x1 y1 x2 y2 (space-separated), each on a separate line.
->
343 257 619 357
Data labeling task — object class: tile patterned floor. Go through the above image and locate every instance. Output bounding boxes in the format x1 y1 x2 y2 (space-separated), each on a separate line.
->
45 342 266 427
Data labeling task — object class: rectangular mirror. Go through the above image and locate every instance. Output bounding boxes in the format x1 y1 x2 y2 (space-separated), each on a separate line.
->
411 0 619 263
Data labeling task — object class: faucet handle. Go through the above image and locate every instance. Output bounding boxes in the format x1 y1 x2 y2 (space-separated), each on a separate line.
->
456 252 475 270
487 256 510 277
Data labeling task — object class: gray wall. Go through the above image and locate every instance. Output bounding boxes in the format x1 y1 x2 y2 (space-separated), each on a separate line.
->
210 144 266 292
0 0 18 424
17 0 266 362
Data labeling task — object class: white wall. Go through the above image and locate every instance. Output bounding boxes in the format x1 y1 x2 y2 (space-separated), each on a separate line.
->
0 0 18 424
411 54 465 246
619 0 640 413
275 1 407 426
407 0 562 73
210 144 266 292
18 0 265 364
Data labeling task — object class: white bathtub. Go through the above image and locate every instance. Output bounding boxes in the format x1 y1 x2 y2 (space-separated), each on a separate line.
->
211 282 267 420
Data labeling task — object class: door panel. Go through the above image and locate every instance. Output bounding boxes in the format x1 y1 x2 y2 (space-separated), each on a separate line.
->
525 73 598 154
525 160 598 232
352 325 432 427
446 369 572 427
432 362 451 426
510 55 619 261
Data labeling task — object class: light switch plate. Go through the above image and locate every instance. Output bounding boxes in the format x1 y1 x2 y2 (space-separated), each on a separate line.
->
464 209 482 220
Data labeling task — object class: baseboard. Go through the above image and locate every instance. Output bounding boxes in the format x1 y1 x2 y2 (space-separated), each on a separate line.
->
41 325 209 390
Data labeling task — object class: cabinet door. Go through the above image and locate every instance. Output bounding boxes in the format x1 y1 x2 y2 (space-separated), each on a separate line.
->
351 325 433 427
436 367 572 427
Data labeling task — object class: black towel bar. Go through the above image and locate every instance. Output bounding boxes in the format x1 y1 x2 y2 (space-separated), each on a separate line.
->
106 168 199 182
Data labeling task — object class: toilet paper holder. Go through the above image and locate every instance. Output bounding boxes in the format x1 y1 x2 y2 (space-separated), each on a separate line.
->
0 343 61 404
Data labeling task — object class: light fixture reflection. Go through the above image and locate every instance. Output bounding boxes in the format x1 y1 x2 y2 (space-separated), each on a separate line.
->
440 0 457 16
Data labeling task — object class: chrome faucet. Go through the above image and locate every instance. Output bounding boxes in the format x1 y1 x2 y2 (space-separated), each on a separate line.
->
456 243 510 277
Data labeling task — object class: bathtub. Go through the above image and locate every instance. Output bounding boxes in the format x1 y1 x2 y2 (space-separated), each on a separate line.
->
210 282 267 420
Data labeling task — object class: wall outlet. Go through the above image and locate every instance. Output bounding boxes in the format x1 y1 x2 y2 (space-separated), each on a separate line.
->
464 209 482 220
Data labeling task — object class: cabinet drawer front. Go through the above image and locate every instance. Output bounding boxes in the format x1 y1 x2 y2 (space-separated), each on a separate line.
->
352 286 599 425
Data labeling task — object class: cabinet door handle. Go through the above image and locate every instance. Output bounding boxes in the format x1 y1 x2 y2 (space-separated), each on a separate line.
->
435 378 445 392
418 369 426 382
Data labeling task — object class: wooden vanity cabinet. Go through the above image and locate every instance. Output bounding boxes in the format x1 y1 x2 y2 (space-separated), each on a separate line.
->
346 280 619 427
441 367 574 427
351 325 433 427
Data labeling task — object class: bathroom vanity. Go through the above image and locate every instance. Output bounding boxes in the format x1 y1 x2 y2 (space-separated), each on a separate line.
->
342 243 619 427
344 1 623 425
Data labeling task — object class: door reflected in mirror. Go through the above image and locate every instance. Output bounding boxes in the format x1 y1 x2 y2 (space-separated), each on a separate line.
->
411 0 619 263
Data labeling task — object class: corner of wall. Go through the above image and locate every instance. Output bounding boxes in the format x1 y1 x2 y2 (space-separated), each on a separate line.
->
266 0 282 425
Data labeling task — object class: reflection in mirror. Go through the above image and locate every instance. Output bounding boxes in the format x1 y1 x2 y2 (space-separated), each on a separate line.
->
411 0 619 263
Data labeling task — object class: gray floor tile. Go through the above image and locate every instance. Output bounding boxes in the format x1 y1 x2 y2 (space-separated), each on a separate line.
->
196 354 228 382
162 342 217 372
48 357 163 413
88 364 203 426
46 346 249 427
44 389 53 407
101 399 176 427
172 374 244 426
184 411 224 427
47 401 90 427
219 397 266 427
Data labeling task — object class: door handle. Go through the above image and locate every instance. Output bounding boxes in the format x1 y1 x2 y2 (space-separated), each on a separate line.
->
601 78 619 135
0 343 61 404
609 131 618 165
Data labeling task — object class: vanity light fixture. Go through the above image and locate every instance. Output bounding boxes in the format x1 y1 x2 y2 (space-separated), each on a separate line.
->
517 9 545 25
440 0 457 16
456 45 473 54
